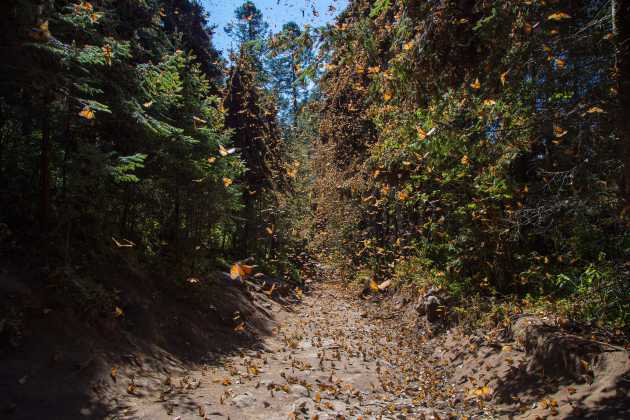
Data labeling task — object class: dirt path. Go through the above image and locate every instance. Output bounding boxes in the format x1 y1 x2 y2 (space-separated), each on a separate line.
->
110 281 459 420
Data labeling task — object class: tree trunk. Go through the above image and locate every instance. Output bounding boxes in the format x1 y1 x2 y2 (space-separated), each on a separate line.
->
39 103 52 234
174 184 181 270
613 0 630 200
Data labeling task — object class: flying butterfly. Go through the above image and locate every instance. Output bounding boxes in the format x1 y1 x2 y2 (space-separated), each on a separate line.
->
219 144 236 156
79 105 95 120
230 262 255 280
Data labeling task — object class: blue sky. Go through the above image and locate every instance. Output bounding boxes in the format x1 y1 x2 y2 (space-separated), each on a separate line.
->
202 0 348 56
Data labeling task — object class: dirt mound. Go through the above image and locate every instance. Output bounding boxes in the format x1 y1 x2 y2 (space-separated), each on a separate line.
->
0 254 283 419
360 285 630 419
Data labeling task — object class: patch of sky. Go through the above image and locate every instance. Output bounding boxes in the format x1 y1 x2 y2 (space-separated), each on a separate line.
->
202 0 348 56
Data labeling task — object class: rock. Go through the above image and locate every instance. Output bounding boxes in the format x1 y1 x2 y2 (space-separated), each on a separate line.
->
415 286 446 324
322 400 347 413
289 384 309 397
511 315 545 346
425 295 441 323
289 397 315 415
259 378 274 387
232 392 256 408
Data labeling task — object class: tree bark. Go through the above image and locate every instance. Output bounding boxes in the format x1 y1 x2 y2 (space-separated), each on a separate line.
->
39 102 52 234
613 0 630 200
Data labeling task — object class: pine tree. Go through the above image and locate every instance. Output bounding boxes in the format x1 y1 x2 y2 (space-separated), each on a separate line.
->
267 22 314 123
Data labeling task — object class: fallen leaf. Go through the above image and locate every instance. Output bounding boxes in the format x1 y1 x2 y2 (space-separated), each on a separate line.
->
474 385 492 400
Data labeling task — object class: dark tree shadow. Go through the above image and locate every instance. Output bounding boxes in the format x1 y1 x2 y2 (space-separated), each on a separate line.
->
0 253 281 419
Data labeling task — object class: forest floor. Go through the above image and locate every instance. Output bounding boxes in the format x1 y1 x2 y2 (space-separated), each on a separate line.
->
2 270 629 419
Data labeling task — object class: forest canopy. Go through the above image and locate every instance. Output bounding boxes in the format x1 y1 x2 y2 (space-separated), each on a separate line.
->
1 0 629 334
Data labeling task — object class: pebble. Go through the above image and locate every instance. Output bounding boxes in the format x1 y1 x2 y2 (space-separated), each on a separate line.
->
289 384 309 397
232 392 256 408
289 397 315 415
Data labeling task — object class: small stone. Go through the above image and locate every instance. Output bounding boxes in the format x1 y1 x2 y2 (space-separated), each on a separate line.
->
425 295 441 323
260 378 274 387
232 392 256 408
289 384 309 397
290 397 315 414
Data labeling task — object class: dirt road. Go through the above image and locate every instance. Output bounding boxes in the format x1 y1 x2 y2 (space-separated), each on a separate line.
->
111 281 463 420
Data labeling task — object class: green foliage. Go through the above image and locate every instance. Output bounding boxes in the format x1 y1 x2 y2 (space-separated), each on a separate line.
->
267 22 315 123
369 0 391 19
110 153 147 184
0 0 247 274
311 0 629 331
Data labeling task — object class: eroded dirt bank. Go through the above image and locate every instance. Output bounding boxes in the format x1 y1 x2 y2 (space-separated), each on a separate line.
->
3 276 628 419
